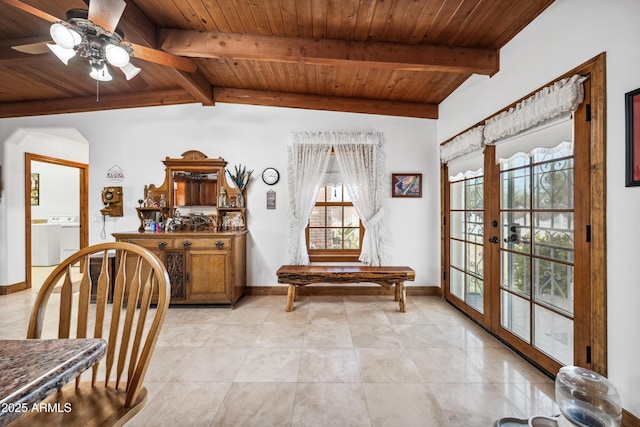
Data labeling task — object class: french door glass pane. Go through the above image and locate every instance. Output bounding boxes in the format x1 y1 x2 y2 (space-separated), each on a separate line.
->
533 160 574 210
501 251 530 296
534 304 574 363
450 181 464 210
533 212 574 262
450 211 464 239
466 212 483 243
501 290 531 343
450 268 465 300
450 239 464 269
533 258 574 314
467 243 484 276
466 177 484 209
501 167 531 209
467 277 484 312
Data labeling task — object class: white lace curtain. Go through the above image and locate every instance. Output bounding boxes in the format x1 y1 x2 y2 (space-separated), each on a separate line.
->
440 74 587 163
287 132 386 266
287 136 332 265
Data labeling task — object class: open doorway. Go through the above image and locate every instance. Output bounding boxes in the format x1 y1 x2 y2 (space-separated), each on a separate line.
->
25 153 88 290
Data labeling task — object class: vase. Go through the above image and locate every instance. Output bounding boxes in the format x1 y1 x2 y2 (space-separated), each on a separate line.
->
237 192 245 208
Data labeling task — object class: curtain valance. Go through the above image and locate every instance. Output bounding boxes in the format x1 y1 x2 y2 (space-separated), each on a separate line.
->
440 74 587 163
484 74 587 144
440 126 484 163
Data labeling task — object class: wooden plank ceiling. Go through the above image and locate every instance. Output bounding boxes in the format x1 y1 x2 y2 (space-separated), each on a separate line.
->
0 0 554 119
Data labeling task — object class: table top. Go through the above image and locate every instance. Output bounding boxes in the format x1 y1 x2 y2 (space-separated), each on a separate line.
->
276 265 415 286
0 338 107 426
276 265 415 274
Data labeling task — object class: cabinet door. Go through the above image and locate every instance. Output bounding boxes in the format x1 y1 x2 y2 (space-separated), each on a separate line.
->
121 238 183 301
186 248 230 301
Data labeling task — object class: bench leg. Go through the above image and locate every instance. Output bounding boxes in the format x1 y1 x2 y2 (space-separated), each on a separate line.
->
286 285 296 312
396 282 406 313
394 282 400 301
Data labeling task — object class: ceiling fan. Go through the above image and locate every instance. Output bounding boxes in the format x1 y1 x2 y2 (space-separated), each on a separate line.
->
2 0 197 83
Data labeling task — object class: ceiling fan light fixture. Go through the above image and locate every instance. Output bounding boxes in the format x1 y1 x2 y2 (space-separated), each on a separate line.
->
89 64 113 82
50 23 81 50
119 62 141 80
47 43 76 65
105 44 130 67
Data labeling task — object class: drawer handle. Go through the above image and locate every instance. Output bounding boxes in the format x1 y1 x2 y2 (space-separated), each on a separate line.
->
182 241 192 248
215 240 224 249
158 241 167 249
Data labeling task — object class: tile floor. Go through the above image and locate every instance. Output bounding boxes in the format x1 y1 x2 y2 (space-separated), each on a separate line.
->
0 270 559 426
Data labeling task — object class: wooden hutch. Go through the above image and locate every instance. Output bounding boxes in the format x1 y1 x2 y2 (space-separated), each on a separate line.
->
113 150 247 306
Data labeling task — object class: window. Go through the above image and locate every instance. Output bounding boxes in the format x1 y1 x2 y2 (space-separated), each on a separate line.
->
306 183 364 262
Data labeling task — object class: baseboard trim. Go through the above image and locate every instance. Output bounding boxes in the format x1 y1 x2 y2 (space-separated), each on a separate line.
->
245 285 441 297
623 409 640 427
0 282 27 295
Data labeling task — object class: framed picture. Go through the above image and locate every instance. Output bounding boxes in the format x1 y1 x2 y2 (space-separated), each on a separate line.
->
626 87 640 186
392 173 422 198
31 173 39 205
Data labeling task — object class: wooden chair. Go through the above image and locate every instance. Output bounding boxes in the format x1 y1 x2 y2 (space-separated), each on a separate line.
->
12 242 171 427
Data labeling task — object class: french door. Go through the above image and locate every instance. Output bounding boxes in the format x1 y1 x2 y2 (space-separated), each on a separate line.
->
443 66 600 375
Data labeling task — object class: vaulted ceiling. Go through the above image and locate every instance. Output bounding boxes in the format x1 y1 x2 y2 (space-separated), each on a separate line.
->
0 0 554 119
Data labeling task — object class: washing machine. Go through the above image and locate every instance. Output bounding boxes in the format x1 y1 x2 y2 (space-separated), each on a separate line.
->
31 222 61 266
49 215 80 261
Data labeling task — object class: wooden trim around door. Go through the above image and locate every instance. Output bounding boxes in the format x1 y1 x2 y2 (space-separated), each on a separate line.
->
25 153 89 289
440 52 607 376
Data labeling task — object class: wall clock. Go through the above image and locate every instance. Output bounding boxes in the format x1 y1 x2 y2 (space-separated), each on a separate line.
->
262 167 280 185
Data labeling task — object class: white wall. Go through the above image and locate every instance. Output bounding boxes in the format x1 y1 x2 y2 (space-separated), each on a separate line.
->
0 128 88 286
0 103 439 290
438 0 640 417
31 161 80 220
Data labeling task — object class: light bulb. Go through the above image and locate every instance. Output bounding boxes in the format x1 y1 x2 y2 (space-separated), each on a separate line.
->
89 64 113 82
47 43 76 65
119 62 141 80
105 44 130 67
50 23 81 49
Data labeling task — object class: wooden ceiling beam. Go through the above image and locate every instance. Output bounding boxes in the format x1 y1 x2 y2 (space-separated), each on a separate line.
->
159 29 498 75
214 88 438 119
0 89 197 118
166 68 215 106
113 4 213 104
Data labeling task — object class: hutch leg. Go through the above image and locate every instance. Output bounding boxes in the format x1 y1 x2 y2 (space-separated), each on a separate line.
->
286 284 296 312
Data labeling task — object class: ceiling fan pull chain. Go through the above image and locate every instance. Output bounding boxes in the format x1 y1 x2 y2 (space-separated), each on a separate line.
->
96 77 100 104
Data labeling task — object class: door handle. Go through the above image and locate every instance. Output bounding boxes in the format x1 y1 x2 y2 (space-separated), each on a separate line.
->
488 236 499 244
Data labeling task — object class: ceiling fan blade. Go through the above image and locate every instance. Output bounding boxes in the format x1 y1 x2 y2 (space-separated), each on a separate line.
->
0 0 61 23
130 43 198 73
12 41 51 55
88 0 126 33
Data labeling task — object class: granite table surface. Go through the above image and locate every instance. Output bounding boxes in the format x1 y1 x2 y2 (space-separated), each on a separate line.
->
0 338 107 426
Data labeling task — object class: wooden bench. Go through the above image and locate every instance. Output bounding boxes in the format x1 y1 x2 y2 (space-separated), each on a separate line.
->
276 265 415 312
